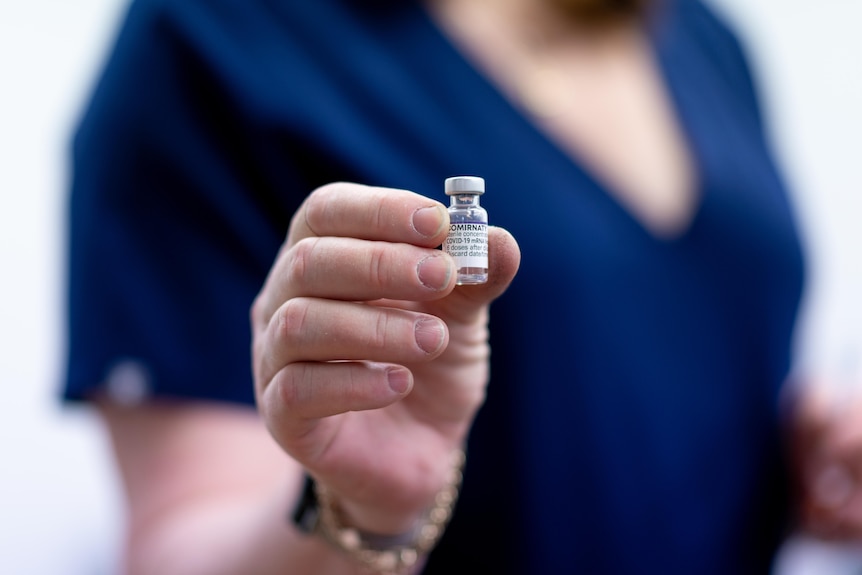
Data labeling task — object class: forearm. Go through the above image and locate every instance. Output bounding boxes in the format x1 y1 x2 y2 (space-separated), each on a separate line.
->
124 481 362 575
97 402 369 575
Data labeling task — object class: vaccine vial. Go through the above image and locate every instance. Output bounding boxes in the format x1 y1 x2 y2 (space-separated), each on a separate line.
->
443 176 488 285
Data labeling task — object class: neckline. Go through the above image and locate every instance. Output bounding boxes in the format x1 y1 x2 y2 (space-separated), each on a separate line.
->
417 0 708 244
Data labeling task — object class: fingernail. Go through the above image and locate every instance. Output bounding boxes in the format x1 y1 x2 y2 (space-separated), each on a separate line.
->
417 255 452 291
387 368 411 394
415 317 445 354
412 205 446 238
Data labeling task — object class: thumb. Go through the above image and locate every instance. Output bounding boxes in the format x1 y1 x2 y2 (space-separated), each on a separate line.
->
443 226 521 317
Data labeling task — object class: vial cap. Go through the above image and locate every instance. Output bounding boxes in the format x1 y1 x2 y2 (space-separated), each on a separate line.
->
445 176 485 196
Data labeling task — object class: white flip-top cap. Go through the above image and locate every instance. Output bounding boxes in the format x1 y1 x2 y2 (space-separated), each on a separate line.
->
444 175 485 195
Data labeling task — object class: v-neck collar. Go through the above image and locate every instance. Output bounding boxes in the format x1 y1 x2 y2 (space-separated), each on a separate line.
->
414 0 711 245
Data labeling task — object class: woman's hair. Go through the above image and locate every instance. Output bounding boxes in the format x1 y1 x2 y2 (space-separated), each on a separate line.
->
548 0 650 26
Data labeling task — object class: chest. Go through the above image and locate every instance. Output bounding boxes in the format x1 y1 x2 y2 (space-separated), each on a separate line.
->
264 2 801 294
426 0 697 239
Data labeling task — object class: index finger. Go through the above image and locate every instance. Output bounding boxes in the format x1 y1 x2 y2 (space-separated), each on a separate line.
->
287 182 449 248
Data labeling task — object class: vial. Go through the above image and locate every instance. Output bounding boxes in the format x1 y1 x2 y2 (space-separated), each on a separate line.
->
443 176 488 285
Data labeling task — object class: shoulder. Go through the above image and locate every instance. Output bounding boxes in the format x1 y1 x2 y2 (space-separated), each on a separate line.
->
676 1 754 76
669 0 765 126
107 0 372 76
122 0 401 49
105 0 409 114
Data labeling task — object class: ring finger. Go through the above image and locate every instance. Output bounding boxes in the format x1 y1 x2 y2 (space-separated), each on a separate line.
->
255 297 449 389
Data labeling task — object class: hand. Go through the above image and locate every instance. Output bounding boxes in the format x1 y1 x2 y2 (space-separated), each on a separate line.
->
251 182 520 535
790 382 862 541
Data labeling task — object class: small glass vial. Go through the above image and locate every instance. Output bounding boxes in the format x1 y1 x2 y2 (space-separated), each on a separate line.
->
443 176 488 285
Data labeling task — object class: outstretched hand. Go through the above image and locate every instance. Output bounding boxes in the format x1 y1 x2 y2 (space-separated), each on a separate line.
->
251 182 520 534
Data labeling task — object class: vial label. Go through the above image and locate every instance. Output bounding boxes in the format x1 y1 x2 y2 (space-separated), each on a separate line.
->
443 175 488 285
444 222 488 273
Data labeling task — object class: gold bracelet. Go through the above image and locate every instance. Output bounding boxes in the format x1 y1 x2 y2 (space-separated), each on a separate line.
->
314 449 466 574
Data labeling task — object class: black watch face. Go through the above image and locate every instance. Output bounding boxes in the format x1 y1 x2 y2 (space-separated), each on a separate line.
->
292 476 320 534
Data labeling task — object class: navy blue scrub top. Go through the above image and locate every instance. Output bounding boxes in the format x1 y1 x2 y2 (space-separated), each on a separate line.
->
65 0 804 572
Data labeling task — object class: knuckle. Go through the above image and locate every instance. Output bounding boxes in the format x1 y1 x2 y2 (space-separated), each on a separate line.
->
273 365 306 413
367 312 391 351
276 297 310 347
370 196 387 230
366 244 392 289
284 237 318 288
305 183 342 231
343 365 371 405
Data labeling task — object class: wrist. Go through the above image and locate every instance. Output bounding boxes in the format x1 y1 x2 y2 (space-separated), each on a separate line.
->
335 494 428 537
292 450 465 574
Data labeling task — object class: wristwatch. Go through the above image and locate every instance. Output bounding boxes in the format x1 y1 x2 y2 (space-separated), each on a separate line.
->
291 475 322 536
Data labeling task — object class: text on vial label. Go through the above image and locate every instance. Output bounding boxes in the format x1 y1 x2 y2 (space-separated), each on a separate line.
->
444 222 488 268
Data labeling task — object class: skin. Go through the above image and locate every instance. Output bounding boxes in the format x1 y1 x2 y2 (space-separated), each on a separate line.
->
790 383 862 540
99 183 520 574
428 0 698 238
251 183 521 534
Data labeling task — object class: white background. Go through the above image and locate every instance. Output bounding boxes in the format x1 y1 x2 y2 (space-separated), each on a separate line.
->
0 1 860 573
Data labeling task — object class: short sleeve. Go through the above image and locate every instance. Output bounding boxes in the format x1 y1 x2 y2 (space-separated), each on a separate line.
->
64 0 303 405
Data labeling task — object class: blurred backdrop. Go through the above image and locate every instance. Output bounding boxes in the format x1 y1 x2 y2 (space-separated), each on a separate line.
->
0 1 859 573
